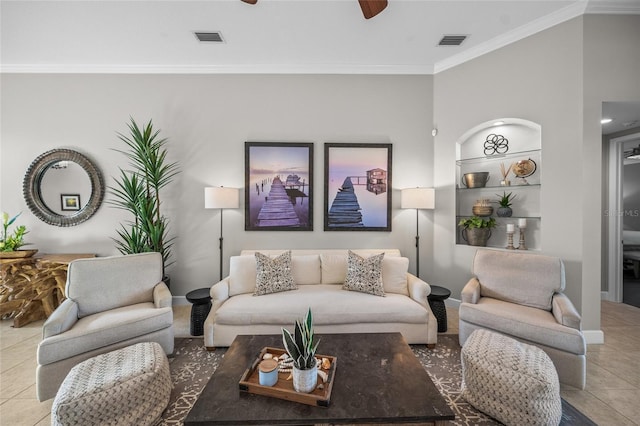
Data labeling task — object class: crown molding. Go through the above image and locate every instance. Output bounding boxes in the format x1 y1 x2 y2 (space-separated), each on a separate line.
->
0 63 435 75
433 1 588 74
585 0 640 14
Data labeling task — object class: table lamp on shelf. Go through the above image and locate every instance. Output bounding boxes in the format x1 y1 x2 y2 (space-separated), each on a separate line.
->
401 187 435 279
204 186 240 281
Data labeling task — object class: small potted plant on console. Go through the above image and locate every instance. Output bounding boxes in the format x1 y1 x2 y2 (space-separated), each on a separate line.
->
496 191 516 217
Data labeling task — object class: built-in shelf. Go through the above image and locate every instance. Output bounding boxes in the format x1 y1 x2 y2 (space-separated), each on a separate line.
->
455 118 542 250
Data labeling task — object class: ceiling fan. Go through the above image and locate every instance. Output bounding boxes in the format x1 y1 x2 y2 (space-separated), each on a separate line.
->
624 144 640 159
240 0 388 20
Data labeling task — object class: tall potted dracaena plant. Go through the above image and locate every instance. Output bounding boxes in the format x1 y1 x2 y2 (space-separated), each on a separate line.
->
109 118 180 282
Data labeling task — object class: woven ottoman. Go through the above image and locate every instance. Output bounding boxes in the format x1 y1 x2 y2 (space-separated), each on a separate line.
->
461 329 562 426
51 342 172 426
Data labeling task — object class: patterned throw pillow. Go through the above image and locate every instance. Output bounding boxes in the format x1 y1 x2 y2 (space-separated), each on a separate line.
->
343 250 385 297
254 251 297 296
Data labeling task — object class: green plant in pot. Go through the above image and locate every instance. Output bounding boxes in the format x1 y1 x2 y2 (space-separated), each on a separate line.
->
496 191 516 217
109 118 180 283
458 216 496 247
0 212 35 257
282 308 320 393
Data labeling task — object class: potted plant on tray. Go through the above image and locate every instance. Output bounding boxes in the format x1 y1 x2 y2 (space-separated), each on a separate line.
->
282 308 320 393
0 212 36 258
458 216 496 247
109 118 180 283
496 191 516 217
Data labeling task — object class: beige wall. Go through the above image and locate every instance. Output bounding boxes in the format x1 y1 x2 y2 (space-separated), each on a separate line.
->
0 74 434 296
433 14 640 333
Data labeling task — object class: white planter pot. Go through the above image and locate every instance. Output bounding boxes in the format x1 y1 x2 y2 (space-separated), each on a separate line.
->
293 365 317 393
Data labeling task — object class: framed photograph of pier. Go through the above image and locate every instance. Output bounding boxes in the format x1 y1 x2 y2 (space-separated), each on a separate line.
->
245 142 314 231
324 143 392 232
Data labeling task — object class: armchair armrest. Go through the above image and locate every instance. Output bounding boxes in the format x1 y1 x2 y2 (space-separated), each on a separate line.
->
42 299 78 339
153 281 172 309
461 277 480 304
407 273 431 308
552 292 582 330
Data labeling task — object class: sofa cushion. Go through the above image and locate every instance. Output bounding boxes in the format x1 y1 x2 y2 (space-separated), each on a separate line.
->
291 255 321 285
459 298 586 355
215 284 429 326
382 257 409 296
320 254 348 284
472 249 564 311
37 302 173 366
343 250 385 297
254 251 297 296
228 256 257 296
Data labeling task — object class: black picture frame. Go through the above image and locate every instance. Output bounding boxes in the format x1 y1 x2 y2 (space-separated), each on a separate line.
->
245 142 314 231
60 194 81 211
324 143 392 231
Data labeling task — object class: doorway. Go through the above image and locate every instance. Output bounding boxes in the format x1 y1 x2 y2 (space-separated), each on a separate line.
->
605 101 640 307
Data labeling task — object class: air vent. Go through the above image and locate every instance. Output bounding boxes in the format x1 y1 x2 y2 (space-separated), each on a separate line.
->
194 32 224 43
438 35 467 46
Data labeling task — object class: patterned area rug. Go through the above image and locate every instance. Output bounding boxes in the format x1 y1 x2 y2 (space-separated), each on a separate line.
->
159 335 595 426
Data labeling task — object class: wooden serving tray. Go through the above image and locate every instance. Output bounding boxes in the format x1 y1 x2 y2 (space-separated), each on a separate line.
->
239 347 337 407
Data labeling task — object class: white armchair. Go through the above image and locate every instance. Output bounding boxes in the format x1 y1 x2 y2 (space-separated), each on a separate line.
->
459 249 586 389
36 253 174 401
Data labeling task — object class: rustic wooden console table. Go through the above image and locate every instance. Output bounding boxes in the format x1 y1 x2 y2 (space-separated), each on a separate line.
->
0 253 95 327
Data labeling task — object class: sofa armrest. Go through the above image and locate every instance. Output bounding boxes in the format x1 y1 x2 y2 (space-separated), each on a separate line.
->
407 273 431 308
461 277 480 304
205 278 230 349
552 292 582 330
153 281 172 309
42 299 78 339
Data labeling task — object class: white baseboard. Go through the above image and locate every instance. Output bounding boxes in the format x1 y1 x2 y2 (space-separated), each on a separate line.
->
601 291 610 301
445 298 461 308
583 330 605 345
172 296 189 306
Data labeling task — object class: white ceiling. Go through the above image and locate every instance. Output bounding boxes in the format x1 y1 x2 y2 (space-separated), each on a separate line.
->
2 0 639 75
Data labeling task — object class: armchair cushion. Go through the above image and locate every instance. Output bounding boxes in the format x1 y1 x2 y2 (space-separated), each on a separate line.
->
459 298 585 355
42 299 78 339
153 282 172 309
66 253 163 318
38 302 173 366
472 249 565 311
552 293 582 330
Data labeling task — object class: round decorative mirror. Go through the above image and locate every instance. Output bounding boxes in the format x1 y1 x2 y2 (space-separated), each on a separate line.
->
23 149 105 227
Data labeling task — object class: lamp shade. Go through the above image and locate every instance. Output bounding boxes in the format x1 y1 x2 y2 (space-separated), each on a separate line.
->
204 187 240 209
401 187 435 210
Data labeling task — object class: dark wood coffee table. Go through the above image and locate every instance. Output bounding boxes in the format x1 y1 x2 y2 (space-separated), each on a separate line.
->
184 332 455 425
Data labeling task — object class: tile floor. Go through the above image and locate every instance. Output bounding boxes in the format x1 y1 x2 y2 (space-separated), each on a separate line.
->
0 302 638 425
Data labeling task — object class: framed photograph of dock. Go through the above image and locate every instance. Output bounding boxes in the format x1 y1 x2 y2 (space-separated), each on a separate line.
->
324 143 392 231
245 142 314 231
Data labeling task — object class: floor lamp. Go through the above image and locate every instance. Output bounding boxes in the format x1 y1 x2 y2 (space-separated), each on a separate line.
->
204 186 240 281
401 187 435 279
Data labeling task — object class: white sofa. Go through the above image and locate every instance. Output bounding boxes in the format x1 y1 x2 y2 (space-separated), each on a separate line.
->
204 249 438 349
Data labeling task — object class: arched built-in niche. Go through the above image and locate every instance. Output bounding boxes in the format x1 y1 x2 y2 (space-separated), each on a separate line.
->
456 118 542 250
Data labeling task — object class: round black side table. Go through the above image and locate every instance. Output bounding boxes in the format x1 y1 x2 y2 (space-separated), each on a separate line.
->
427 285 451 333
186 288 212 336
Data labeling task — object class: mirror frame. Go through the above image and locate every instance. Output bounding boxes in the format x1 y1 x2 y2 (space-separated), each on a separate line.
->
23 149 105 227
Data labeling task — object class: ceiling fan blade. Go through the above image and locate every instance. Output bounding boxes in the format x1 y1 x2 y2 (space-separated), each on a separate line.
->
358 0 388 19
241 0 258 4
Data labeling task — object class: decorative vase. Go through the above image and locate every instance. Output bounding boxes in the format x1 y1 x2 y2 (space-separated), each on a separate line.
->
472 199 493 217
462 228 492 247
293 365 318 393
496 207 513 217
